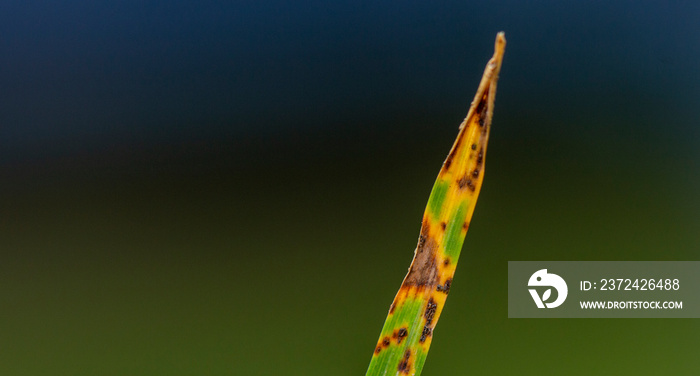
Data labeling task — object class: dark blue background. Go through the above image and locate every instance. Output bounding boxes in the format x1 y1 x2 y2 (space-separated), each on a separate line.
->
2 1 698 160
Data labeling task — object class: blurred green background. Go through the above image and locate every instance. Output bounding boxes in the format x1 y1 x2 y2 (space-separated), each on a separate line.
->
1 1 699 375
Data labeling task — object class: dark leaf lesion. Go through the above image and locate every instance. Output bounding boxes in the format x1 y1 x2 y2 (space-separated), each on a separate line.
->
424 298 438 326
419 325 433 343
419 298 439 343
397 349 412 374
457 174 476 191
475 89 489 127
402 223 439 288
396 327 408 344
436 279 452 294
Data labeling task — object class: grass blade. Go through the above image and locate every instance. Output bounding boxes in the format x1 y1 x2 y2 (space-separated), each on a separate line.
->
365 32 506 376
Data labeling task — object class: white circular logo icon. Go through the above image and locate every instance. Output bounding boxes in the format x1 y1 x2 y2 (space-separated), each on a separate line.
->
528 269 568 308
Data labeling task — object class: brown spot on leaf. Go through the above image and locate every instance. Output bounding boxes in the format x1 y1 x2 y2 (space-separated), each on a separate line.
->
462 221 469 231
397 327 408 344
389 303 396 314
471 143 477 150
457 175 476 191
375 346 382 354
472 168 480 178
398 349 411 374
472 90 490 130
420 325 433 343
437 279 452 294
474 91 488 118
477 149 484 165
418 218 430 245
414 223 429 255
425 298 438 326
443 257 451 266
443 153 453 170
403 232 439 287
417 234 426 250
440 222 446 231
382 337 391 347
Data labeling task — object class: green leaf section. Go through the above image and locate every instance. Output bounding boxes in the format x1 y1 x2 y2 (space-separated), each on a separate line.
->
367 293 425 376
442 201 468 260
426 180 450 219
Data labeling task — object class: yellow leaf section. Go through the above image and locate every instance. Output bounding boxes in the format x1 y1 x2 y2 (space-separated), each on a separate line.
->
366 32 505 376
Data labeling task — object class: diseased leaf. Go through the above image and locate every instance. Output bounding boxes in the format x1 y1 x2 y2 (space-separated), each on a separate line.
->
365 32 506 376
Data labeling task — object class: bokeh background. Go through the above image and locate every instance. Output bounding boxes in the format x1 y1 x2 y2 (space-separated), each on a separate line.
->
1 1 699 375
